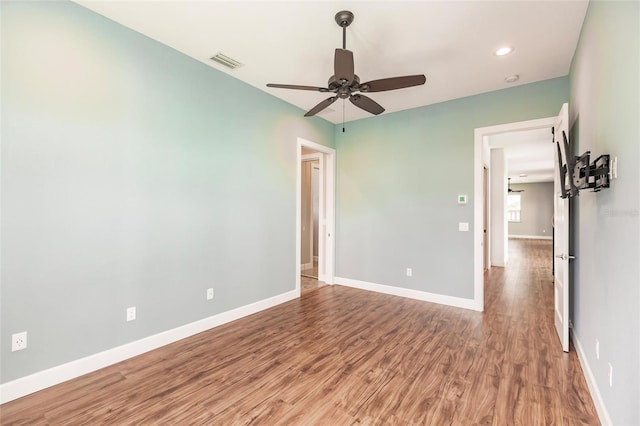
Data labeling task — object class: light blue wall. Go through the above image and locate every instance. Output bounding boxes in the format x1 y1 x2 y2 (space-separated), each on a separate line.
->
335 78 568 299
1 1 334 383
569 1 640 424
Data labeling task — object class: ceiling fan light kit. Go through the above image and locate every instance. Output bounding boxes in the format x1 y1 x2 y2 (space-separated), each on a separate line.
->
266 10 426 119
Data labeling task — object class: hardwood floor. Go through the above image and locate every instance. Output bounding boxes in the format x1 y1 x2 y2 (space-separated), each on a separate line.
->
301 260 326 293
1 239 599 425
300 274 322 293
301 259 319 279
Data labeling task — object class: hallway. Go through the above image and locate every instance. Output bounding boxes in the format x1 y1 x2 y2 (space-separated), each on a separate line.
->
482 238 598 423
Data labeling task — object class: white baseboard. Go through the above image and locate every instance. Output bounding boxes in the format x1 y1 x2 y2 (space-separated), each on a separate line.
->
301 262 313 270
570 327 612 425
334 277 478 311
0 290 298 404
509 234 552 240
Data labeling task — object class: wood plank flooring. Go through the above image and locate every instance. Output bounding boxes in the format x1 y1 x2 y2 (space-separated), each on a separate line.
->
0 239 599 425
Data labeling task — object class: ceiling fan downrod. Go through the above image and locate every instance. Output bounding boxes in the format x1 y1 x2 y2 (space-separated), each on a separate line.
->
335 11 354 50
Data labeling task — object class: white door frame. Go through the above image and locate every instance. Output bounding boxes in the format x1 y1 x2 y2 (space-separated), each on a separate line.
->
296 138 336 296
473 116 556 311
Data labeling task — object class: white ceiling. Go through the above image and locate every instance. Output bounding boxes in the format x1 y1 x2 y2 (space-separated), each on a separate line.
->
489 128 555 184
75 1 588 124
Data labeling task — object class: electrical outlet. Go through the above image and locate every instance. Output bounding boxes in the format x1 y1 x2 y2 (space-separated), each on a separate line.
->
406 268 412 277
608 362 613 387
207 288 214 300
12 332 27 352
595 339 600 360
126 306 136 322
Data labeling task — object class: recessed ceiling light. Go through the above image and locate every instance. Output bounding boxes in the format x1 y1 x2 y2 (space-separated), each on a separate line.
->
505 74 520 83
519 174 528 177
495 47 514 56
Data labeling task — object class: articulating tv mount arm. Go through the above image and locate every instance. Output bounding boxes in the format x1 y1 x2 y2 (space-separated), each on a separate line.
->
554 129 610 199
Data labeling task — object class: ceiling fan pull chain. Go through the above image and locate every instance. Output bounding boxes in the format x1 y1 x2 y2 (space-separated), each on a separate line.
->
342 100 346 132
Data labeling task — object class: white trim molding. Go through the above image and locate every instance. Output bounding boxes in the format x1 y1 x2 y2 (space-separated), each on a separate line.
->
0 290 297 404
335 277 478 311
509 234 553 240
570 327 612 425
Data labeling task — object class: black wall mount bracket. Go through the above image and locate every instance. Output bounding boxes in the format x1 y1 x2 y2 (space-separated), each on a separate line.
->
555 129 611 199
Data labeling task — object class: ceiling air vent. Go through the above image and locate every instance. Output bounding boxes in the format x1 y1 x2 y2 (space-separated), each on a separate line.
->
210 53 243 70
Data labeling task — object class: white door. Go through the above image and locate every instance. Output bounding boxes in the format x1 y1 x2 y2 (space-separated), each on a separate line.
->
553 103 571 352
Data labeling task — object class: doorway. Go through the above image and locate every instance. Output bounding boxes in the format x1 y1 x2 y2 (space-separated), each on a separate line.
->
473 116 557 311
301 152 321 281
489 127 555 264
296 138 336 295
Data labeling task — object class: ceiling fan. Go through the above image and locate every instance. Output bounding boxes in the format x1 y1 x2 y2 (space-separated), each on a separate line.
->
508 178 525 193
266 10 426 117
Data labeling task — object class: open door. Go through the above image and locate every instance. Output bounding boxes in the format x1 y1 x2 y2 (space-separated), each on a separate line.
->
553 103 571 352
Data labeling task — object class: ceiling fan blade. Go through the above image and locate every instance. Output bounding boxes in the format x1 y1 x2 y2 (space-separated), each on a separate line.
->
334 48 354 84
360 75 426 92
267 83 329 92
349 94 385 115
304 96 338 117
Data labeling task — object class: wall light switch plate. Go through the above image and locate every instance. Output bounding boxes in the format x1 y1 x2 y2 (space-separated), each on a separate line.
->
207 288 214 300
459 222 469 232
457 195 468 204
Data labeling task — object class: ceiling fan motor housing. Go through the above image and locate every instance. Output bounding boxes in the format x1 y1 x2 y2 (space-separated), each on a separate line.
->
328 75 360 93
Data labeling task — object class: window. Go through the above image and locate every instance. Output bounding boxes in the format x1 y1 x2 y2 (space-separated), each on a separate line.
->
507 194 521 222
